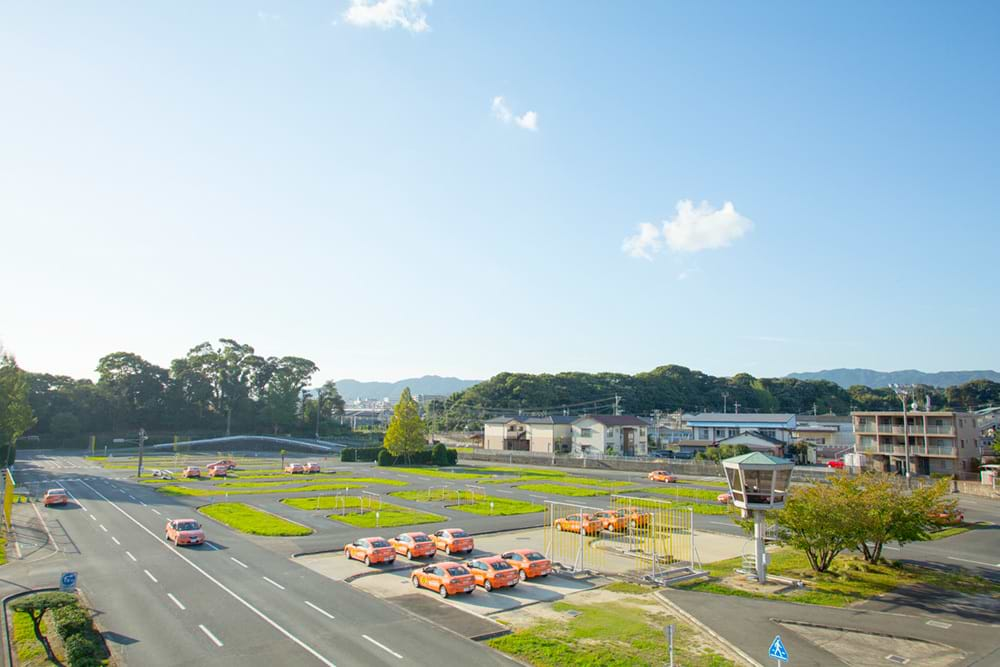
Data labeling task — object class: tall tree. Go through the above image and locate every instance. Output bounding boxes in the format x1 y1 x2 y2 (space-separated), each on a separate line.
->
95 352 167 430
383 388 427 462
0 351 36 467
262 356 318 434
771 481 856 572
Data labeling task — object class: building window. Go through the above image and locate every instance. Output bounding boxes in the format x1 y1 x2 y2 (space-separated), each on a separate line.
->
580 428 592 437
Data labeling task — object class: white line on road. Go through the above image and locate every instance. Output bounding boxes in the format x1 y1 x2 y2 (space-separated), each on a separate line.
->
304 601 335 620
74 480 337 667
529 494 546 499
494 489 513 494
138 500 147 506
230 557 248 568
263 576 285 590
128 495 136 500
144 569 158 583
926 620 952 629
709 521 736 527
126 551 137 562
947 556 999 568
29 501 59 553
362 635 403 659
205 542 220 551
199 624 224 647
111 537 120 545
151 509 161 515
62 487 88 511
167 593 186 610
90 515 96 521
99 524 108 533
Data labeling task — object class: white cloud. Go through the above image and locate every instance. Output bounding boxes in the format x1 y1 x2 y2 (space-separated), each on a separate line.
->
343 0 431 33
492 96 539 131
622 200 753 259
257 10 281 22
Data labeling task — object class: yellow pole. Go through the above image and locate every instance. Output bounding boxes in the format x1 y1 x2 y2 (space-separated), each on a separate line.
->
3 470 14 530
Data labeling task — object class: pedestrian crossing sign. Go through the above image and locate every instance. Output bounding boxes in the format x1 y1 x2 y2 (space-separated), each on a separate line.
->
768 635 789 662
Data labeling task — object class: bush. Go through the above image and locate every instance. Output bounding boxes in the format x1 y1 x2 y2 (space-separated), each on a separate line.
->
374 447 459 466
376 449 393 466
52 605 90 640
446 448 458 465
341 447 383 462
431 442 449 466
63 633 102 667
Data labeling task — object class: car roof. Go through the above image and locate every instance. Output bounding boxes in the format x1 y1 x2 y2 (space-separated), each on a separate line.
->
361 536 386 541
400 531 427 537
173 518 198 523
507 548 541 555
480 555 504 563
47 488 66 493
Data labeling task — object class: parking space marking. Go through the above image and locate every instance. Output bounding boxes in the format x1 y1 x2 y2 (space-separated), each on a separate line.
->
231 557 248 568
168 593 186 610
144 569 158 583
126 551 137 562
926 620 951 629
305 601 335 619
263 576 285 590
362 635 403 659
111 536 121 545
947 556 999 568
199 624 224 647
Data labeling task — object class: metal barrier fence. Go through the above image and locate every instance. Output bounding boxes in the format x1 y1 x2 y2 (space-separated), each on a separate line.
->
544 495 698 582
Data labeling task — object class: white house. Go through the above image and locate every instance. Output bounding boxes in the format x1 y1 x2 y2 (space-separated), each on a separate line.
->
686 413 797 444
571 415 649 457
483 416 575 453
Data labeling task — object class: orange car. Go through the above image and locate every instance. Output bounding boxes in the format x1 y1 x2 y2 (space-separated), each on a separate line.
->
617 506 652 528
210 459 237 470
285 463 305 474
345 537 396 566
592 510 628 531
165 519 205 546
431 528 474 554
465 556 519 591
305 462 321 474
555 513 603 535
411 564 476 597
206 465 227 478
182 466 201 478
501 549 552 580
648 470 676 483
43 488 69 507
389 532 437 558
717 492 732 504
929 508 964 526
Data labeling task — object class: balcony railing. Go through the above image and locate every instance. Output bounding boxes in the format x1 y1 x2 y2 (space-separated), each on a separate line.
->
925 445 956 457
855 421 876 433
925 424 954 435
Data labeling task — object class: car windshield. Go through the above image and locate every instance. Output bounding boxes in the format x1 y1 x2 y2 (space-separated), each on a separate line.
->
48 489 66 495
413 535 431 543
177 522 199 531
446 567 469 576
370 539 390 548
449 530 467 538
490 561 513 571
525 552 546 561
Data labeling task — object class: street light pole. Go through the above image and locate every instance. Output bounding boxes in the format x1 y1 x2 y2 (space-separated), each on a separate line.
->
137 428 146 479
315 390 322 440
892 385 911 489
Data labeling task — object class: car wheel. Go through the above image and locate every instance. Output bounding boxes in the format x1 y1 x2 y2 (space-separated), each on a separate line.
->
446 546 452 555
484 581 493 592
364 556 371 566
542 572 549 577
518 570 527 581
406 550 412 559
412 577 420 588
345 549 351 560
439 585 448 598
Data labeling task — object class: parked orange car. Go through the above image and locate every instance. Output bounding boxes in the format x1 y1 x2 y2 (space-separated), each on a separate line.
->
717 493 732 504
617 506 652 528
165 519 205 546
648 470 676 483
390 532 437 558
929 508 964 526
501 549 552 580
210 459 237 470
181 466 201 478
411 564 476 597
431 528 474 554
305 462 321 473
285 463 304 474
206 465 227 478
592 510 628 531
465 556 519 591
43 488 69 507
345 537 396 566
555 513 603 535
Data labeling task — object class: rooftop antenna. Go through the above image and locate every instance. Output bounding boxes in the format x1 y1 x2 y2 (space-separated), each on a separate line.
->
722 392 729 413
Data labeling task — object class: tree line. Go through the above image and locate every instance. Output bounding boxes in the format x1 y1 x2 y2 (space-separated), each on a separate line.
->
428 364 1000 429
21 338 345 441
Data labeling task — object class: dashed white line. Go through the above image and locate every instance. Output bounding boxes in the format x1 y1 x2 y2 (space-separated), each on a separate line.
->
111 536 121 545
126 551 137 562
262 576 285 590
205 542 220 551
230 557 248 568
62 487 88 511
947 556 999 568
926 620 951 629
144 569 158 583
128 495 136 500
99 524 108 533
138 500 147 506
199 624 224 647
362 635 403 659
151 509 161 515
304 601 335 620
168 593 186 610
89 514 97 521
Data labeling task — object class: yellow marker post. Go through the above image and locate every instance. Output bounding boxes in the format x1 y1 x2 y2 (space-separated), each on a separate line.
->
3 469 14 530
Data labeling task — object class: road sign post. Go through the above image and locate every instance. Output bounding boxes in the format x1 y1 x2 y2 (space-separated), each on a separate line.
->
664 624 674 666
768 634 789 664
60 572 78 592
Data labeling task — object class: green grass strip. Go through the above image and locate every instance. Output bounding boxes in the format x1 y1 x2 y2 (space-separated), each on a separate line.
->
323 498 447 528
390 467 488 480
156 482 365 497
515 483 609 497
12 611 48 664
643 486 724 502
199 502 313 536
447 496 544 516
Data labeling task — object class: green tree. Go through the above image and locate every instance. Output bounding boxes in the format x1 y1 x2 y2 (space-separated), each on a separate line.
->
383 388 427 463
771 481 856 572
10 591 76 663
50 411 81 440
0 352 36 468
262 357 318 434
95 351 167 430
992 431 1000 457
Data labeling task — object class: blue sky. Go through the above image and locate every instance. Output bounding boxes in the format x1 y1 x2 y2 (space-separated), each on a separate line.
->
2 1 998 384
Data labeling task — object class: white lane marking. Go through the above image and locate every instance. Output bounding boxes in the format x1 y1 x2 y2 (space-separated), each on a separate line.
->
62 487 88 511
529 494 546 499
494 489 513 494
90 515 97 521
926 620 951 629
947 556 999 568
168 593 186 610
262 576 285 590
144 569 158 583
151 509 161 515
199 624 224 647
75 480 337 667
304 601 335 620
709 521 736 527
205 542 220 551
29 501 59 553
128 495 136 500
230 557 248 568
99 524 108 533
126 551 137 562
111 537 121 545
138 500 147 506
362 635 403 659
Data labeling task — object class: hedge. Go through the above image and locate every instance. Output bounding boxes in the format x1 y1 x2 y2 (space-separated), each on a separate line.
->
340 447 383 462
374 447 459 467
50 600 108 666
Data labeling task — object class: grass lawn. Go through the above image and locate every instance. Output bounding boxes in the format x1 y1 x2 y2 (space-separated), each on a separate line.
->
156 482 366 497
199 502 313 536
515 483 609 497
927 521 991 540
681 548 1000 607
390 467 488 480
12 611 53 666
448 496 545 516
644 486 723 502
218 476 406 489
322 497 447 528
679 503 732 516
488 599 733 667
677 478 729 488
391 489 476 503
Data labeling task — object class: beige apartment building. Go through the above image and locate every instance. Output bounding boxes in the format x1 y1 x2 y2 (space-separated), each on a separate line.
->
852 411 979 477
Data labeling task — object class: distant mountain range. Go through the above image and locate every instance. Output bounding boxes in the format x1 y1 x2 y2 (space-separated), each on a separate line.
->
786 368 1000 388
335 375 480 401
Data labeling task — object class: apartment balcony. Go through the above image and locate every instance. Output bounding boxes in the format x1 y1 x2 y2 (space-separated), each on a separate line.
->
855 421 876 433
925 442 956 457
925 424 955 435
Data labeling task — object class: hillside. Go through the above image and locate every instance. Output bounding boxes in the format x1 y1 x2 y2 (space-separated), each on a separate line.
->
787 368 1000 388
336 375 479 401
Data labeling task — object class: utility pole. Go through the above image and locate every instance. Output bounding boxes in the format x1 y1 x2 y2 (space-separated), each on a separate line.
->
722 392 728 413
892 385 912 488
614 395 621 416
315 389 323 440
137 428 146 479
733 401 741 415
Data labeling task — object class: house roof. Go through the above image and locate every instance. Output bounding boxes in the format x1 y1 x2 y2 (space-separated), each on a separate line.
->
723 452 791 466
719 430 784 446
483 415 576 425
574 414 649 427
689 412 795 424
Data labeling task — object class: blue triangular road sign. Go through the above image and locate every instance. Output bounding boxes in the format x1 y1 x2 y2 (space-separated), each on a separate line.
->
768 635 789 661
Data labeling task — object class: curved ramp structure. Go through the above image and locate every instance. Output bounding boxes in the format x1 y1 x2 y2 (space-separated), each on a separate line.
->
150 435 347 454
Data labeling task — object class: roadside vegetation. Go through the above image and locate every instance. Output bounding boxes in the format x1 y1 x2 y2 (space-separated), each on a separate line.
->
156 482 364 497
644 486 723 502
515 483 609 497
448 496 545 516
200 502 313 536
11 591 109 667
323 497 446 528
927 521 990 540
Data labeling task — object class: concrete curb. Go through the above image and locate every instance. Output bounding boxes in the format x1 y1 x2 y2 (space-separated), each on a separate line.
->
195 503 316 536
653 590 763 667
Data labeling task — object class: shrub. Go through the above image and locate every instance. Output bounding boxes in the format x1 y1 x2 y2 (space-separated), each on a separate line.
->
376 449 393 466
431 442 449 466
446 448 458 465
52 605 90 640
342 447 383 463
64 633 102 667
